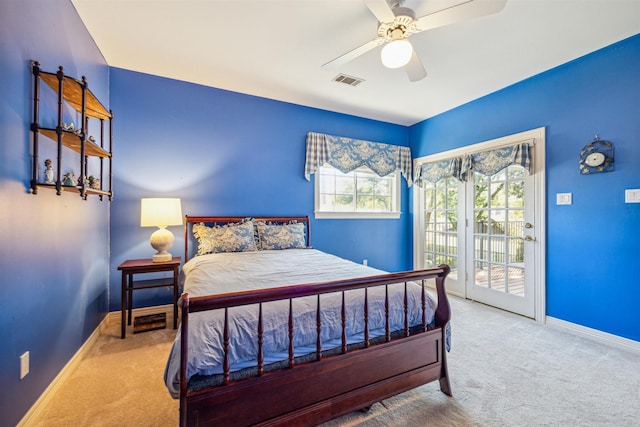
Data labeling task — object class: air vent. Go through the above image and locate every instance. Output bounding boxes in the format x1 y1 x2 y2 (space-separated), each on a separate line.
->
333 74 365 87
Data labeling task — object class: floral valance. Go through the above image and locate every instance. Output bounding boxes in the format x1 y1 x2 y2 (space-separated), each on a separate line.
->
459 142 532 181
414 158 462 187
414 142 533 186
304 132 413 186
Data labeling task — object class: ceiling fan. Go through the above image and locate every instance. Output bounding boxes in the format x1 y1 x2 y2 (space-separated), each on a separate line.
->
322 0 507 82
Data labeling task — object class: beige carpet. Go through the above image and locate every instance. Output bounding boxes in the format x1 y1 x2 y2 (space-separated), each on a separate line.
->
30 318 179 427
29 297 640 426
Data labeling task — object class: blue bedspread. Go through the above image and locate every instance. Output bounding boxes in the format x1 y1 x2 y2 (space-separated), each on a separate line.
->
163 249 438 398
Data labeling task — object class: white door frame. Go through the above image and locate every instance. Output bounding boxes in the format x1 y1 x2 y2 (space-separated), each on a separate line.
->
413 127 546 323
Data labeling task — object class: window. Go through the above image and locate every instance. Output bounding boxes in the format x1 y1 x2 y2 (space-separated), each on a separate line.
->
314 165 401 219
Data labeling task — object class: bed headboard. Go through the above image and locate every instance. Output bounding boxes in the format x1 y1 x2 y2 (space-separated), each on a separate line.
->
183 215 311 262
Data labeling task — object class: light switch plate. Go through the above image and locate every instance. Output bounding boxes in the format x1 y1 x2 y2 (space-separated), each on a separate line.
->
625 189 640 203
556 193 572 205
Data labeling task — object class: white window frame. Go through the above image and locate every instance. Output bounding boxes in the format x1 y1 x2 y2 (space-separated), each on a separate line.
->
313 165 402 219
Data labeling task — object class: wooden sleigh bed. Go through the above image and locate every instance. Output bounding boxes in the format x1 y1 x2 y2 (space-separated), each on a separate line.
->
165 215 452 426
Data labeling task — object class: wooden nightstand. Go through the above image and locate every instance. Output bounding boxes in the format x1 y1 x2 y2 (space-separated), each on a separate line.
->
117 257 180 338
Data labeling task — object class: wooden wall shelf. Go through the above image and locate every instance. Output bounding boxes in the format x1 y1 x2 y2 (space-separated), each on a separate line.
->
30 61 113 200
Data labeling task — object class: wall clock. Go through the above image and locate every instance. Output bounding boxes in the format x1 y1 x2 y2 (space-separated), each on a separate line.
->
579 136 614 174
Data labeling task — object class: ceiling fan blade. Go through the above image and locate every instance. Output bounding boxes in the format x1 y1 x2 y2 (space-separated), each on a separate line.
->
364 0 396 23
415 0 506 32
405 48 427 82
321 38 385 71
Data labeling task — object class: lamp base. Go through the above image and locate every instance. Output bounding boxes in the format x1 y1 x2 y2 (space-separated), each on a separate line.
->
152 252 172 263
149 227 175 263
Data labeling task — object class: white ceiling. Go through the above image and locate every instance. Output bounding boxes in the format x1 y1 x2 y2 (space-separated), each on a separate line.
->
71 0 640 126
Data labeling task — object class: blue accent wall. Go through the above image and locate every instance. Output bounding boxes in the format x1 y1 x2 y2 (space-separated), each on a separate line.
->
0 1 110 425
409 34 640 342
108 69 411 311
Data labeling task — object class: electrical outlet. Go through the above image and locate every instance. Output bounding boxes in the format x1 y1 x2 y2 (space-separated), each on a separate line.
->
20 351 29 379
363 259 368 266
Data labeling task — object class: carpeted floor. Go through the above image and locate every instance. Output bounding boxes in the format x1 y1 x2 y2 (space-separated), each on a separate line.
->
30 317 179 427
29 297 640 426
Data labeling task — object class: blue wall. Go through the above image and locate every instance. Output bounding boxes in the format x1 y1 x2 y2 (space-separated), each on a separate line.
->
108 69 412 311
409 34 640 342
0 1 110 425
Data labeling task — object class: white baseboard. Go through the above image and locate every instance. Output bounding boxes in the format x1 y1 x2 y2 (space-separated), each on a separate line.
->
19 304 174 426
17 316 109 426
545 316 640 355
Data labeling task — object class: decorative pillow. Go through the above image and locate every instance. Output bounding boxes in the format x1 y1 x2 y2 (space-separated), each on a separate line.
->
256 221 306 250
193 219 258 255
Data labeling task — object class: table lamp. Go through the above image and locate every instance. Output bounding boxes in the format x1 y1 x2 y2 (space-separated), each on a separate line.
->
140 198 183 262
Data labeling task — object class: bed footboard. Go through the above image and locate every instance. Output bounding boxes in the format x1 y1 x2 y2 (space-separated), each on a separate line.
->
188 331 445 426
179 265 451 427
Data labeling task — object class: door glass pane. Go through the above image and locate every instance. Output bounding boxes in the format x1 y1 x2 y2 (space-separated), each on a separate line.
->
490 210 506 235
425 215 434 230
475 212 488 234
448 234 458 256
425 231 434 246
508 181 524 207
507 265 525 295
507 237 524 264
507 210 524 237
491 170 506 181
491 265 506 292
474 260 489 288
475 176 489 208
435 188 446 209
447 187 457 209
490 237 505 263
425 190 435 209
474 235 488 260
490 182 506 207
424 252 435 269
508 167 525 180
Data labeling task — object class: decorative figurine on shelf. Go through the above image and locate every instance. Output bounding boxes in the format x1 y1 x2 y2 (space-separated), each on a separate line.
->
44 159 54 184
89 135 96 143
62 172 76 186
87 175 101 189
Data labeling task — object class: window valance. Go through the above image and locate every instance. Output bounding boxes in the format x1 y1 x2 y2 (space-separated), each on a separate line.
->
414 141 533 186
459 142 532 181
304 132 413 186
414 158 462 187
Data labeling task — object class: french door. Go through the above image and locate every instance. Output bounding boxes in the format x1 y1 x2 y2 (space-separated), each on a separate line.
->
414 128 545 320
467 165 535 317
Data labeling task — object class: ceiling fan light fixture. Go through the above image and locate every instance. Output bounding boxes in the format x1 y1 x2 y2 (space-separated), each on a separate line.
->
380 39 413 69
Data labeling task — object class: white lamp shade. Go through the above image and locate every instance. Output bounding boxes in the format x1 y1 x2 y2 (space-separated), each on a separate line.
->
141 198 182 262
381 39 413 69
140 198 183 227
